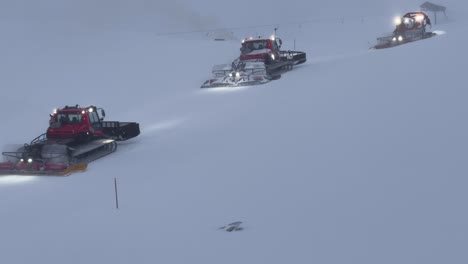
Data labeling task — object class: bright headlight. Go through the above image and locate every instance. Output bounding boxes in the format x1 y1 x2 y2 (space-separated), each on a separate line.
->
392 37 397 42
394 17 402 26
415 14 424 22
398 36 403 42
229 73 233 77
271 54 275 60
27 158 33 163
235 72 240 77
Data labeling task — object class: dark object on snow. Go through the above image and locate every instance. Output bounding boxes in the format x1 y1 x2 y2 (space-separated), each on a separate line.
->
420 2 447 24
219 221 244 232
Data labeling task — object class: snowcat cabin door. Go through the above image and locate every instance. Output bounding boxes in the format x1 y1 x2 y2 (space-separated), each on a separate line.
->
275 38 282 50
89 111 102 130
97 108 106 121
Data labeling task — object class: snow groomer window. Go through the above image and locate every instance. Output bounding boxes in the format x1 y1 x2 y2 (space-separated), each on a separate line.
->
68 114 82 124
89 112 99 124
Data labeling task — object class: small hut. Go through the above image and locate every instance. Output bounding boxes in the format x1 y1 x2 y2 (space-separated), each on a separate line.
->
420 2 447 25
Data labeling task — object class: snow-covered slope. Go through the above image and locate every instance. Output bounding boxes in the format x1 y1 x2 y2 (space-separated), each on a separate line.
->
1 1 467 264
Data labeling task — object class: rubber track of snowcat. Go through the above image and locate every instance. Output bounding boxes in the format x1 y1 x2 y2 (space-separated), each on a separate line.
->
71 139 118 164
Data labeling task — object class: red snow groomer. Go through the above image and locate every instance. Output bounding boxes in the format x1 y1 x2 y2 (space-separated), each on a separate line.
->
0 105 140 176
374 12 436 49
201 36 306 88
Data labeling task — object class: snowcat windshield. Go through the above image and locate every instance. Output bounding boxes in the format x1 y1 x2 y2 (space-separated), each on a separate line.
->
241 40 269 54
55 113 83 125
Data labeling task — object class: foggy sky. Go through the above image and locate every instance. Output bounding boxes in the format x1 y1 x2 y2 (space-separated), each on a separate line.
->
0 0 463 34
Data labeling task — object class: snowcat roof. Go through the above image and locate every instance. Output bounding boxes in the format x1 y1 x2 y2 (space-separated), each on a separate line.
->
242 38 271 44
403 12 428 18
56 105 96 113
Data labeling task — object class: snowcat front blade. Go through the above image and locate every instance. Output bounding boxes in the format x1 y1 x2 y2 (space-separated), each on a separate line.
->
201 61 270 88
201 76 270 88
373 32 437 49
59 163 88 176
0 163 87 176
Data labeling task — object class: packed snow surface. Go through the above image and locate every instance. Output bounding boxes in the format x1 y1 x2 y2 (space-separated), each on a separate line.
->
1 0 467 263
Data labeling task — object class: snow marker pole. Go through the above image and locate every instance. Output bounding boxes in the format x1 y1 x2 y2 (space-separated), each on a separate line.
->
114 178 119 209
